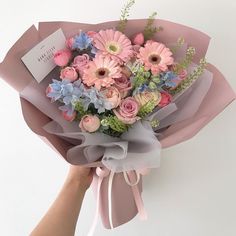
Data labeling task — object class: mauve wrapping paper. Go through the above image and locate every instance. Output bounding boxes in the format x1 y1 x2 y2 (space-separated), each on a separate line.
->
0 19 235 229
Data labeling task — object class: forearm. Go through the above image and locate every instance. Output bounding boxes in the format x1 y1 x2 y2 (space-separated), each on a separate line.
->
30 178 87 236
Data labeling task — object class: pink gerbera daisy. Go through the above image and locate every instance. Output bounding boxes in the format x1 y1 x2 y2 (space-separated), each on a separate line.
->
82 55 122 90
93 29 133 63
138 41 174 75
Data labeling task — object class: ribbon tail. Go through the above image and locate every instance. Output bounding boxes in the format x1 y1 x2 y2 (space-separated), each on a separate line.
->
108 171 115 229
127 171 148 221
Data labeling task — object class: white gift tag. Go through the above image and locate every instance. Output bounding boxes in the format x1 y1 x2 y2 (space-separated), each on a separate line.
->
21 28 66 83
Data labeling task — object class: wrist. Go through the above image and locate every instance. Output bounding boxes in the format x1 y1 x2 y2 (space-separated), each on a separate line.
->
65 177 89 192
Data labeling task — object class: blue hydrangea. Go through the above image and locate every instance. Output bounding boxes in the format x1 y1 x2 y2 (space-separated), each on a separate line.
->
72 32 93 50
81 88 112 114
132 83 150 96
90 45 98 55
159 71 178 88
47 79 73 101
47 78 113 115
59 104 75 116
47 79 86 114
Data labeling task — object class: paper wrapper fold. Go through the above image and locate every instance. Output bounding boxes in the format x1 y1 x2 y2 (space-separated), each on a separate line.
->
0 19 235 228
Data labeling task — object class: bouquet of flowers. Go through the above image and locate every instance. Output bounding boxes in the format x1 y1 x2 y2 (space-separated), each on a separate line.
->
46 22 198 138
0 0 235 234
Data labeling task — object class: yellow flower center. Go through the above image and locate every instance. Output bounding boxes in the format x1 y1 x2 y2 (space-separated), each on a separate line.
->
106 42 121 55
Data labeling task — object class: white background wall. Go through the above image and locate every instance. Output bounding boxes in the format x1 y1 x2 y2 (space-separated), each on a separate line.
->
0 0 236 235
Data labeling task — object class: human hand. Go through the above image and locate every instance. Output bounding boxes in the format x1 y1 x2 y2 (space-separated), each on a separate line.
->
66 165 94 191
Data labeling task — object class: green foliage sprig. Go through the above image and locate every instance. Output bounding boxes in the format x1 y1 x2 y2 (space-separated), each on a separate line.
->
174 47 196 74
117 0 136 33
132 65 151 88
173 47 196 74
150 119 160 128
171 37 185 54
74 101 87 119
143 12 162 40
101 115 128 133
171 58 207 95
138 100 156 118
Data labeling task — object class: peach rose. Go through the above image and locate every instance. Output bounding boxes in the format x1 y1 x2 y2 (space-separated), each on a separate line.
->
60 67 78 82
102 87 121 109
79 115 100 133
134 91 161 106
53 49 72 67
113 97 140 125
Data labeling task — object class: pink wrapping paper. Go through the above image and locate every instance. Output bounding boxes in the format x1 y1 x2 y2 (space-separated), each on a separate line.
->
0 19 235 229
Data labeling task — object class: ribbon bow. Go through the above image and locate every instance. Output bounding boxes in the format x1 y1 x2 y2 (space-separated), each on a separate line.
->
88 167 150 236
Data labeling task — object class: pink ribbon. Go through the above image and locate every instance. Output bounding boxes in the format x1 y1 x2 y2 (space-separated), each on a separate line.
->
88 167 149 236
87 167 109 236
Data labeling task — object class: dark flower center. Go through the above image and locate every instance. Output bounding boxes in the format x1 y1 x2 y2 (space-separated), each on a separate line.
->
149 54 161 64
99 70 106 76
96 68 109 79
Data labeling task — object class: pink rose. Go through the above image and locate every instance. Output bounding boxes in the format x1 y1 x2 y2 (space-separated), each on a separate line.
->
53 49 72 67
171 69 188 89
102 87 121 109
79 115 100 133
72 54 90 76
114 75 132 98
62 111 76 122
66 37 75 50
158 92 172 107
132 33 145 46
60 67 78 82
114 75 132 91
178 69 188 80
113 97 140 125
168 65 188 89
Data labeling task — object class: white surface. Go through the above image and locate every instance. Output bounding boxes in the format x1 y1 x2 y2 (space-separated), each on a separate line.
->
0 0 236 235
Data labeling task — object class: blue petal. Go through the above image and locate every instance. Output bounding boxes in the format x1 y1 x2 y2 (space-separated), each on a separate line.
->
63 96 72 105
73 32 92 50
